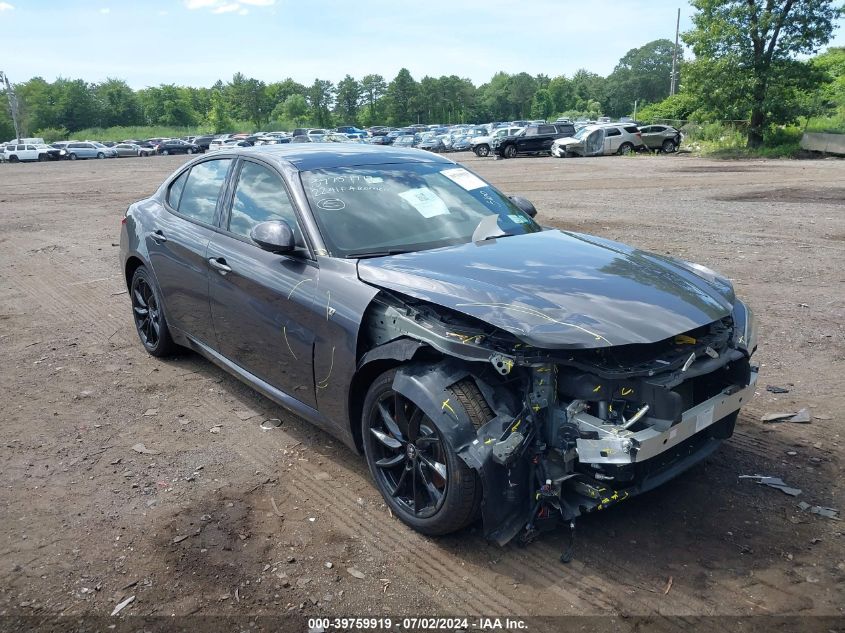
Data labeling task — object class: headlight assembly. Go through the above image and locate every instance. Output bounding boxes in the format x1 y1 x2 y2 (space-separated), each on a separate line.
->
732 299 758 356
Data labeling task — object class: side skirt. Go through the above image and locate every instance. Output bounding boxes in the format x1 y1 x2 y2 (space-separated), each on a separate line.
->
185 335 357 450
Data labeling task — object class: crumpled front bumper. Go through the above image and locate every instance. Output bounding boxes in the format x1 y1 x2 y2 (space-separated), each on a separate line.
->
574 366 758 466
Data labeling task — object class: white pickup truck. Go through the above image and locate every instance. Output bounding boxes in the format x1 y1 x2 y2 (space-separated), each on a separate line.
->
471 126 524 157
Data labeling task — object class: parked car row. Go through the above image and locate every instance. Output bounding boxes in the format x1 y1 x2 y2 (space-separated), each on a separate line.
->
2 120 682 165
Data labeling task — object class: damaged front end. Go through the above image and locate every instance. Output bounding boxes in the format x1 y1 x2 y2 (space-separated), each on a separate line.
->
362 290 759 547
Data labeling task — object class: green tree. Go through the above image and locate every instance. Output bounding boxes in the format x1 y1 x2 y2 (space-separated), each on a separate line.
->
207 90 231 133
279 93 308 125
335 75 361 124
605 39 677 117
360 74 387 123
306 79 335 127
386 68 418 125
684 0 843 147
95 78 141 127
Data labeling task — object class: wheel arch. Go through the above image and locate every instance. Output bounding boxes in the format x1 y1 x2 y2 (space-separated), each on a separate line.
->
124 255 145 291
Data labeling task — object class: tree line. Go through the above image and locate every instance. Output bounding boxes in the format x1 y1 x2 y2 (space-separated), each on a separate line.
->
1 0 842 147
0 37 679 140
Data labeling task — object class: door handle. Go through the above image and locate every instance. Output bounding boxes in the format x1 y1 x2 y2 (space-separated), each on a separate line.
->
149 230 167 243
208 257 232 274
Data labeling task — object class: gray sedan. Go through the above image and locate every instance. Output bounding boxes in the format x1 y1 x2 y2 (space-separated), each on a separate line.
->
119 144 758 547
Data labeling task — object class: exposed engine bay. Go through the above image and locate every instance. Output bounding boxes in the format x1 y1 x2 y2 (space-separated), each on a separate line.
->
361 290 759 552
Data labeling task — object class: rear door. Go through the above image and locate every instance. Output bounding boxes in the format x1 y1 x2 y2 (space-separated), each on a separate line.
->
208 158 320 407
536 125 558 152
147 157 233 346
604 127 622 153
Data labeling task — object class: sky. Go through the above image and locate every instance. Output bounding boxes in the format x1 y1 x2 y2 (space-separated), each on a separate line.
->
1 0 843 89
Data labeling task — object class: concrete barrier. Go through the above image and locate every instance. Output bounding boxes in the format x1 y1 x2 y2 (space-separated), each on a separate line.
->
800 132 845 155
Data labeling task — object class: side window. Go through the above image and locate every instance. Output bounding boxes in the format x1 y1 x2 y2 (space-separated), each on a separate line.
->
167 170 189 209
26 145 35 150
606 128 621 136
640 126 652 134
524 127 538 136
538 125 555 134
228 161 302 244
177 159 232 224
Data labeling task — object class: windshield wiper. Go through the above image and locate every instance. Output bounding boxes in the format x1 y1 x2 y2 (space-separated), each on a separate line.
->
347 248 413 259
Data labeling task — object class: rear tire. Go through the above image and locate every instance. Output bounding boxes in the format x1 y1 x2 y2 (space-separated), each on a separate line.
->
162 149 169 156
38 154 48 162
9 155 18 163
130 266 176 357
362 369 492 536
187 148 194 154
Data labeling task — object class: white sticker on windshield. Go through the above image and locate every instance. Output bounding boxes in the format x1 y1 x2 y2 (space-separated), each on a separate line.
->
398 187 450 218
508 214 529 224
440 167 487 191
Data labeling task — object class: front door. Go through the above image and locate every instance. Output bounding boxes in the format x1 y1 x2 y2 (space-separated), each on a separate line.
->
208 158 320 408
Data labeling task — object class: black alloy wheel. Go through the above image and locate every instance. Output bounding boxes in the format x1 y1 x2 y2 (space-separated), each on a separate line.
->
130 267 175 356
368 391 449 520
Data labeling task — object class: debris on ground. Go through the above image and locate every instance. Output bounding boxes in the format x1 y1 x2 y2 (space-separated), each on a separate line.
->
739 475 802 496
209 425 222 434
761 408 811 424
663 576 673 595
131 443 159 455
766 385 790 394
314 472 331 481
110 594 135 616
269 496 284 517
347 567 365 580
235 409 259 421
797 501 840 519
142 408 158 417
260 418 283 430
173 529 201 544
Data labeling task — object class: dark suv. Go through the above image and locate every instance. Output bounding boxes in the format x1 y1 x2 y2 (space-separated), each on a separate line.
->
494 123 576 158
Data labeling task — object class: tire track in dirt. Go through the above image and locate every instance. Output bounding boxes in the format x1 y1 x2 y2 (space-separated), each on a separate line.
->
232 438 525 616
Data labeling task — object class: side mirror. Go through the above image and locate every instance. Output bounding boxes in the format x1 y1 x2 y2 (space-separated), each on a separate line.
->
508 195 537 218
250 220 296 253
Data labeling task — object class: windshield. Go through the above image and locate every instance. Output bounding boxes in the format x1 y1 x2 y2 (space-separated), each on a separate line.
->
573 127 591 140
301 163 542 257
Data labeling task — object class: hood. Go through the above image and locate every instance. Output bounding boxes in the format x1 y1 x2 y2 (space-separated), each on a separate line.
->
357 230 735 349
555 137 582 146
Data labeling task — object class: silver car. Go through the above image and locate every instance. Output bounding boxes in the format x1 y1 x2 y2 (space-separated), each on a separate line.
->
551 124 645 157
65 141 118 160
114 143 155 158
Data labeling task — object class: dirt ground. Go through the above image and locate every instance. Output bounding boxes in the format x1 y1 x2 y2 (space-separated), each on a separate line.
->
1 152 843 630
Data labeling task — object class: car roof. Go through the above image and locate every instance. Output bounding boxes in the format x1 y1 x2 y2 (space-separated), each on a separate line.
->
221 144 453 171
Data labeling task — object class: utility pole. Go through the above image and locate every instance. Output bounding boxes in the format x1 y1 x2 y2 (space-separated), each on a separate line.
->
0 70 22 139
633 99 638 121
669 8 681 96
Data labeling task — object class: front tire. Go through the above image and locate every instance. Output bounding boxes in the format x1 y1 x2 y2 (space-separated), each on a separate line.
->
68 153 77 161
362 369 491 536
97 152 105 159
502 144 517 159
130 266 176 357
617 142 634 155
187 148 194 154
474 144 490 157
661 139 676 153
161 149 169 156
